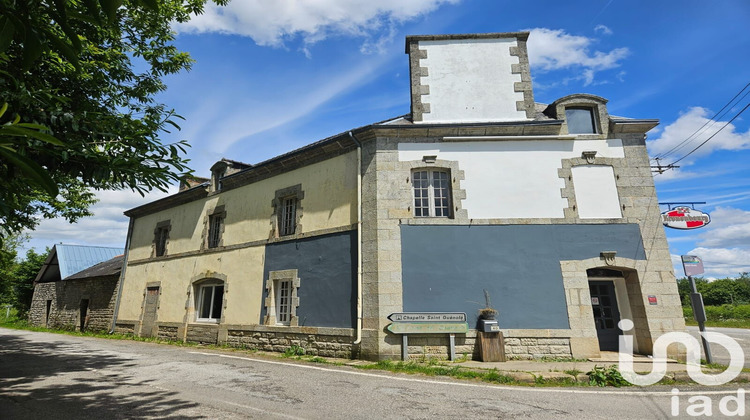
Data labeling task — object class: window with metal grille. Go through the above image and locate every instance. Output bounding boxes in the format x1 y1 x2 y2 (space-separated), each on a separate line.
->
208 213 223 248
279 197 297 236
197 284 224 322
412 169 451 217
155 226 168 256
274 279 292 325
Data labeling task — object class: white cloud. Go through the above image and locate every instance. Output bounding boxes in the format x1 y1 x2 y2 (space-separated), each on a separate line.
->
525 28 629 86
647 107 750 163
696 206 750 248
25 188 176 251
177 0 459 48
594 24 613 35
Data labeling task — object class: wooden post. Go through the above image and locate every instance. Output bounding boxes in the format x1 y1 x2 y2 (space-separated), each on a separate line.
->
478 331 505 362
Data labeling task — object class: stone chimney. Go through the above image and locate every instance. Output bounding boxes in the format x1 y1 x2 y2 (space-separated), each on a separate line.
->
405 32 535 124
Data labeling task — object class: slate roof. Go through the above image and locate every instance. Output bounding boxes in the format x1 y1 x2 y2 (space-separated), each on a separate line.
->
34 244 124 283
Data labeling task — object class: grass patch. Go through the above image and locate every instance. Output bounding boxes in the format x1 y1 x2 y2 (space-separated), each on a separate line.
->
683 305 750 329
684 319 750 329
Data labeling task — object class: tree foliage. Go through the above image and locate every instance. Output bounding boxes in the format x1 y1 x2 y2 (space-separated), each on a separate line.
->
0 234 48 318
677 273 750 306
0 0 227 242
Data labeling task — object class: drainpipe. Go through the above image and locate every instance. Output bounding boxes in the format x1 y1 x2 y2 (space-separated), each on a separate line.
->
110 216 134 334
348 131 363 345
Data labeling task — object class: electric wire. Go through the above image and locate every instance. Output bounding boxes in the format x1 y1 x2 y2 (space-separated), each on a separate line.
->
653 82 750 160
670 101 750 165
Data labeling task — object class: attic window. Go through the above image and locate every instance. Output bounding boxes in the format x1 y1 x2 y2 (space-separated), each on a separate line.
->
211 168 225 191
565 107 598 134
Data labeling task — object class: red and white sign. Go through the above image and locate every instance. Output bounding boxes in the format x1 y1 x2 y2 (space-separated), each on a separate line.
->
661 206 711 230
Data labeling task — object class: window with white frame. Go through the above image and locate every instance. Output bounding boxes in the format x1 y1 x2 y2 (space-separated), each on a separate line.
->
412 169 451 217
196 283 224 322
274 279 292 325
279 196 297 236
264 269 300 326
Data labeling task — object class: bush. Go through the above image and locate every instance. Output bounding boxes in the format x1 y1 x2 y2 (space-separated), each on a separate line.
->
587 365 630 387
683 304 750 321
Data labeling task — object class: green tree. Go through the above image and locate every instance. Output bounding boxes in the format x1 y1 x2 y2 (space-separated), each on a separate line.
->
10 247 48 318
0 233 21 304
0 0 227 242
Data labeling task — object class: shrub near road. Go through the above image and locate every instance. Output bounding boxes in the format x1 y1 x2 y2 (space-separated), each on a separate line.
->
683 304 750 328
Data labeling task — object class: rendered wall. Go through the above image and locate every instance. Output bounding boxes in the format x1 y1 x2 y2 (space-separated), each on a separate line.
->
398 140 625 219
260 231 357 329
400 224 646 329
118 151 358 335
127 151 358 261
417 38 526 123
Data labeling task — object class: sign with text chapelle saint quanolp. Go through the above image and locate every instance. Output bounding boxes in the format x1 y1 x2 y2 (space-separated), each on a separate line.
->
661 206 711 230
386 312 468 334
387 312 467 322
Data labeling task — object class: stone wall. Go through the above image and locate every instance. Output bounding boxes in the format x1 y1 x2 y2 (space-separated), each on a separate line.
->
224 325 354 358
403 332 572 360
28 276 119 332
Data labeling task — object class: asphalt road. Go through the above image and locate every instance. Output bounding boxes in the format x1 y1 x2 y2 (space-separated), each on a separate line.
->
0 328 746 419
686 326 750 367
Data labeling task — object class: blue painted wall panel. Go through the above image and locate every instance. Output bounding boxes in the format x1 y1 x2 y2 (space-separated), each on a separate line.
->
400 224 645 329
261 231 357 329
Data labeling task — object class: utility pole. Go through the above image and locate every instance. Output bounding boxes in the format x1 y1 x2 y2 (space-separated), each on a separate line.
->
682 255 713 364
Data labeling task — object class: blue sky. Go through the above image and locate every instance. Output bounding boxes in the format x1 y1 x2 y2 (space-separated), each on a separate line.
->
25 0 750 279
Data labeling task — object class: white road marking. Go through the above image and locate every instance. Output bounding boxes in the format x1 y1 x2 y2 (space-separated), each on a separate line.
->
188 351 743 396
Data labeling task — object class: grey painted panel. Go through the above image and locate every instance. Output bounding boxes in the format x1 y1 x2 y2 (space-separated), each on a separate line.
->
261 231 357 329
400 224 645 329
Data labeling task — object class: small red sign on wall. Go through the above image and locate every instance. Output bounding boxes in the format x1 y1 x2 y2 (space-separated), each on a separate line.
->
648 295 658 305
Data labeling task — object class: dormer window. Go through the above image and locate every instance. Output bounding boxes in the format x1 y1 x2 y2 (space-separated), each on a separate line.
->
565 107 598 134
209 162 228 192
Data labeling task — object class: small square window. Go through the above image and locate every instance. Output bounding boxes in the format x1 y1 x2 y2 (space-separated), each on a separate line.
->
565 107 597 134
412 169 451 218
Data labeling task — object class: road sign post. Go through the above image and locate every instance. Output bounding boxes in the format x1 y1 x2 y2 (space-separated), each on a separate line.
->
682 255 712 364
386 312 468 361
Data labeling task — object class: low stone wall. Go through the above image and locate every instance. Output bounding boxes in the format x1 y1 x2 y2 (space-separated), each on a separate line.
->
504 337 572 359
28 276 119 332
186 324 219 344
400 332 572 360
114 322 136 335
224 325 354 358
157 324 180 341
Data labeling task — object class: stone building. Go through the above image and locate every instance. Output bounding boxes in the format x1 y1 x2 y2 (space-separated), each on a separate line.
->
113 32 684 360
29 244 123 332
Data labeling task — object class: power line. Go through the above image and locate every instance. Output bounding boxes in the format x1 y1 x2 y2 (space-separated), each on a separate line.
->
670 101 750 165
654 82 750 160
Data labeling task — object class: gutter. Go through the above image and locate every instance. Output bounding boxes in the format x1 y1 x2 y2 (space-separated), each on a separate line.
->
110 216 134 334
348 131 363 346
